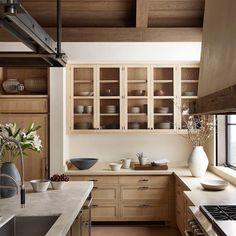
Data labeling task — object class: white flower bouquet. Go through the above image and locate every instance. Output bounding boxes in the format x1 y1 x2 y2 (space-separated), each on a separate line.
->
0 123 42 162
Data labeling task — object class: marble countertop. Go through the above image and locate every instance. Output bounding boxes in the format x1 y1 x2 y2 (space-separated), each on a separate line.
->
0 181 93 236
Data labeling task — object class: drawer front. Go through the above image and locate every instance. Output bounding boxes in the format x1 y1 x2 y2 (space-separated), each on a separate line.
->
91 203 119 221
119 176 169 186
0 98 48 113
69 176 119 185
92 185 118 202
121 186 168 202
176 191 184 210
120 203 169 221
176 209 184 233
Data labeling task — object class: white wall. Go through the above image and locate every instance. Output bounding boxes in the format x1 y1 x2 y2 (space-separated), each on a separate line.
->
61 42 201 168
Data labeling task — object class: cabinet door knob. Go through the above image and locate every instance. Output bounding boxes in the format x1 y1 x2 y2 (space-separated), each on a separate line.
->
89 179 98 182
140 179 149 182
92 204 98 208
139 186 149 190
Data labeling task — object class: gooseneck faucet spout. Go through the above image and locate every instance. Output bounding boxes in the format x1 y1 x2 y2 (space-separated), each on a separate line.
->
0 137 25 208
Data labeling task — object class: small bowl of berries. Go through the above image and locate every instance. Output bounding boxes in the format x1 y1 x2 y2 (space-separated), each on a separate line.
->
50 174 69 190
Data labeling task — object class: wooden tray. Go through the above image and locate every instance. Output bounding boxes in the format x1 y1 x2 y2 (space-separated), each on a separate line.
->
133 164 168 170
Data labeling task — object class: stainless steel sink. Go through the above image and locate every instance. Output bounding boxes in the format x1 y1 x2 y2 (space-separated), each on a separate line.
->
0 215 60 236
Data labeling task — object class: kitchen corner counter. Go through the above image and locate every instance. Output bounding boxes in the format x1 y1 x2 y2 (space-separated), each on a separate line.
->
0 181 93 236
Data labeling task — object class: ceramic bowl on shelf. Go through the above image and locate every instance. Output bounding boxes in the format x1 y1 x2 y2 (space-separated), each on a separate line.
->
130 90 145 96
2 78 24 94
77 91 91 96
130 106 141 113
109 163 122 171
128 122 141 129
155 122 171 129
182 91 195 96
155 107 169 113
74 122 92 129
30 179 50 192
84 105 93 114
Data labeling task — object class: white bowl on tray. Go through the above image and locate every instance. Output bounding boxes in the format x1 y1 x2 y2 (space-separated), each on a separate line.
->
200 179 229 191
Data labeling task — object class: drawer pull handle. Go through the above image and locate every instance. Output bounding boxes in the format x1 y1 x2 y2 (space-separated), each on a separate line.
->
89 179 98 182
93 187 98 190
139 204 150 207
139 186 149 190
140 179 149 182
92 204 98 208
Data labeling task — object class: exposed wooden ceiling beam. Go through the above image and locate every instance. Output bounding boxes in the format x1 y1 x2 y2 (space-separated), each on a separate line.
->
0 27 202 42
190 84 236 114
136 0 150 28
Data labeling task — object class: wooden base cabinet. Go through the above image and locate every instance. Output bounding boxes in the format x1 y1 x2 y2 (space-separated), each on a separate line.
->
175 177 193 235
69 175 173 223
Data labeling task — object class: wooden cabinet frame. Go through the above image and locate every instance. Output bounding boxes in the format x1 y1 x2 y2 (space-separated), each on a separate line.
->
68 63 199 134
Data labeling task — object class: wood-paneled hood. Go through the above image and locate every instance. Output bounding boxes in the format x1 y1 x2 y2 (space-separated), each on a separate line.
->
192 0 236 114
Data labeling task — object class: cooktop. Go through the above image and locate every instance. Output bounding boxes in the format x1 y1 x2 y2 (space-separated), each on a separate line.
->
200 205 236 236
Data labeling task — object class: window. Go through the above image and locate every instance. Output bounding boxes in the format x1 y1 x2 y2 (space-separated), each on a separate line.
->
226 115 236 168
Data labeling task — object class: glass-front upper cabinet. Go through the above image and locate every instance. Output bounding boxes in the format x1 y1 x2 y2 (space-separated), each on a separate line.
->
151 66 176 131
179 65 200 130
125 65 150 131
71 65 96 132
97 65 123 131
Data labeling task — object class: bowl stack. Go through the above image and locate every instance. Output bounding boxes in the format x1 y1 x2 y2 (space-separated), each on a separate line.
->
105 105 116 113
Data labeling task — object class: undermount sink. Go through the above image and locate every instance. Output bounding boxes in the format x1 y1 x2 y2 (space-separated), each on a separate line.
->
0 215 60 236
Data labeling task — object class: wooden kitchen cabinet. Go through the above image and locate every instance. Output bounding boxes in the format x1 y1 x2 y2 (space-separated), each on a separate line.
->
175 176 193 236
0 67 49 180
68 63 199 134
69 175 173 223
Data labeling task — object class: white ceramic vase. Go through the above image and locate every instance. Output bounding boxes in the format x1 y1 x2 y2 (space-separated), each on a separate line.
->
188 146 209 177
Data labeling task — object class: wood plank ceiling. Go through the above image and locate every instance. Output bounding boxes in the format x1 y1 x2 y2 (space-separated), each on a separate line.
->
0 0 205 42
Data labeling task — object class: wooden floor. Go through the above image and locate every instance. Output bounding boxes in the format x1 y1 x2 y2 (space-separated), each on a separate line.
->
92 226 181 236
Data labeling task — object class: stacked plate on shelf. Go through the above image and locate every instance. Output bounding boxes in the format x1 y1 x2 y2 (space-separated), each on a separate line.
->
105 105 116 113
155 107 169 113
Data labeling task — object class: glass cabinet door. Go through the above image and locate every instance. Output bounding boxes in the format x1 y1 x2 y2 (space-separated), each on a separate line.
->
180 66 199 130
72 66 96 132
98 66 122 131
126 66 150 131
152 66 175 131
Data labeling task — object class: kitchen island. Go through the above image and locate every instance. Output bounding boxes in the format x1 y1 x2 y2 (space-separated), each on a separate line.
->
0 181 93 236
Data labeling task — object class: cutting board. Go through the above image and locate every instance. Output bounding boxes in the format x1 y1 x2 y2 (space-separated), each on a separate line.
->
133 164 168 170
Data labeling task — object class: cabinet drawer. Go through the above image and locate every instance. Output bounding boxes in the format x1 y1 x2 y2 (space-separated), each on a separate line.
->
92 185 118 202
121 186 168 202
69 176 119 185
0 98 48 113
120 203 169 221
119 176 169 186
91 202 118 221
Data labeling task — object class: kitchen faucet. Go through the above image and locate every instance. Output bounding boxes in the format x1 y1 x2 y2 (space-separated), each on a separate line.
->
0 137 25 208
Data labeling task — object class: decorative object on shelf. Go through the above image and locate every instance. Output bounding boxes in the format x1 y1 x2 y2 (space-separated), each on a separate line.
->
74 122 92 129
84 105 93 114
104 105 116 114
155 122 171 129
130 106 141 114
182 91 195 96
70 157 98 170
128 122 141 129
30 179 50 192
182 115 214 177
154 89 165 96
50 174 69 190
24 78 47 93
155 107 169 113
2 78 24 94
0 123 42 197
75 105 84 114
136 152 148 165
103 88 113 96
77 91 91 96
130 90 145 96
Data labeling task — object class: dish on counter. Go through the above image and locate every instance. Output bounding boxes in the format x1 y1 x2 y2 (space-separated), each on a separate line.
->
70 158 98 170
30 179 50 192
109 163 122 171
200 179 229 191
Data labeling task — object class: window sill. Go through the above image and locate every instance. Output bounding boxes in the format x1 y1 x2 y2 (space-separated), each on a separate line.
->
209 165 236 186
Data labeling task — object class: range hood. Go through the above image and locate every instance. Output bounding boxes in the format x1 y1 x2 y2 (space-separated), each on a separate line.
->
191 0 236 115
0 0 67 67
